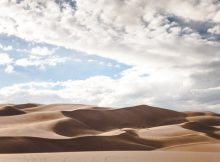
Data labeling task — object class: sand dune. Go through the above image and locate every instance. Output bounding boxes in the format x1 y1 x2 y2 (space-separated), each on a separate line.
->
0 106 26 116
0 104 219 154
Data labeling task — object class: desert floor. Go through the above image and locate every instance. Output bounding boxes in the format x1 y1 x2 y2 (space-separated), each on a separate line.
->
1 151 220 162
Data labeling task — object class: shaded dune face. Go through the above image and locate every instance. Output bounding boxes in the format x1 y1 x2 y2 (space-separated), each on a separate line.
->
181 122 220 140
53 118 101 137
0 104 219 153
0 133 158 153
186 116 220 126
61 105 186 130
13 103 41 109
185 111 220 117
0 106 26 116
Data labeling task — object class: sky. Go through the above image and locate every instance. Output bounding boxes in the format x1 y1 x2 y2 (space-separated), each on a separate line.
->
0 0 220 112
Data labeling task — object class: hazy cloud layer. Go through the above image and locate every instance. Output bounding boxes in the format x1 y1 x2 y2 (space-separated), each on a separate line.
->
0 67 218 112
0 0 220 110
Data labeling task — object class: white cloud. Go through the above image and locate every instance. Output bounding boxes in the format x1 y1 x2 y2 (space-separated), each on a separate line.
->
0 53 13 65
31 46 56 56
0 0 220 110
0 52 14 73
208 26 220 34
0 44 13 51
0 66 219 111
0 0 219 68
15 55 69 69
0 67 200 111
4 65 14 73
14 46 68 69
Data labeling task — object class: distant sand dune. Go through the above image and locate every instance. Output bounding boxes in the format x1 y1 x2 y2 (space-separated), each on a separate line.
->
0 106 26 116
0 104 219 153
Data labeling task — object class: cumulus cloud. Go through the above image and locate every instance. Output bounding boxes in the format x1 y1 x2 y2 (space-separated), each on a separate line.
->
31 46 56 56
0 53 12 65
0 0 219 67
0 44 13 51
15 55 69 69
0 52 14 73
208 26 220 34
0 65 219 111
0 0 219 70
4 65 14 73
0 0 220 110
0 67 198 111
14 46 69 69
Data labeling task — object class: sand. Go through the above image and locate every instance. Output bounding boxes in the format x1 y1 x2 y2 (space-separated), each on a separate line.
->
0 104 219 161
1 151 220 162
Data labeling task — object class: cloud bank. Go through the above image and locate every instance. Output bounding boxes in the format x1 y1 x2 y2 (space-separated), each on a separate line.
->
0 0 220 111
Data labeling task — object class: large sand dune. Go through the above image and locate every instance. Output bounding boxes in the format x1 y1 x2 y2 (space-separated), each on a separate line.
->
0 104 219 153
0 104 220 161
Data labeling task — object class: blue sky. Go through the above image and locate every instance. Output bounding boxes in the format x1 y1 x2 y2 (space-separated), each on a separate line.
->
0 0 220 112
0 34 129 87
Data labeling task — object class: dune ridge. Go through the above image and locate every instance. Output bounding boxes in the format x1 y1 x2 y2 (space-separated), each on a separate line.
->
0 104 219 153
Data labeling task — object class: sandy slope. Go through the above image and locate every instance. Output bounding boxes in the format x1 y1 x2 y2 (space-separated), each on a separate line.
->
0 104 219 154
